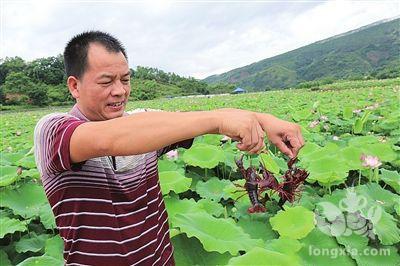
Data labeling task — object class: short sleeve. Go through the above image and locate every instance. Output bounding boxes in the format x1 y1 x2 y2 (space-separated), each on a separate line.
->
34 113 85 175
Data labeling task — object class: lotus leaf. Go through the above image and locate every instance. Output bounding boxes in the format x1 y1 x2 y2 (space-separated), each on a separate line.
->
228 247 301 266
16 255 62 266
298 228 354 266
0 182 48 218
379 169 400 193
259 153 281 174
195 177 232 201
15 232 51 253
44 235 64 261
265 237 303 254
0 217 27 238
237 217 277 242
171 234 232 265
183 144 225 169
159 171 191 195
0 250 11 266
0 165 19 186
270 206 315 239
174 212 263 255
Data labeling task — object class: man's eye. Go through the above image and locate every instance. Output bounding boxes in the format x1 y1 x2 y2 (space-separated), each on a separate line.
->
122 79 130 84
100 81 112 85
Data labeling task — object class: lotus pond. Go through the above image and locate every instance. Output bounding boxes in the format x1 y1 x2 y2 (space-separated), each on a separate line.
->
1 78 399 265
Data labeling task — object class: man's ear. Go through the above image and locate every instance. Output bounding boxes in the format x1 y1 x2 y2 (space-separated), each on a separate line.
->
67 76 80 99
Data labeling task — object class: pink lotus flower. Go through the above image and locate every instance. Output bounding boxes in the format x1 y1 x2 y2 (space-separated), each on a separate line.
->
360 154 382 168
166 150 178 160
353 109 362 114
309 120 320 128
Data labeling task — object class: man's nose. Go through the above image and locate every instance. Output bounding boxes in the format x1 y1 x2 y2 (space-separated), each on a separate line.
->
110 81 126 96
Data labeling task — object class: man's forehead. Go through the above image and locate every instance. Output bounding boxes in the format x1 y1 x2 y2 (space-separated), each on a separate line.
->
87 43 127 69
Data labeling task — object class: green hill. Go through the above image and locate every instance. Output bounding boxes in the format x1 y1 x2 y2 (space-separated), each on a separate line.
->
204 18 400 91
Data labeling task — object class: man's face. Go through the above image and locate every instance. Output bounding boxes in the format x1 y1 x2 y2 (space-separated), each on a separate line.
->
74 43 131 121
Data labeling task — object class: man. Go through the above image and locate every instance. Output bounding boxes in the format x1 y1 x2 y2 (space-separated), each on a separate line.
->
34 31 304 266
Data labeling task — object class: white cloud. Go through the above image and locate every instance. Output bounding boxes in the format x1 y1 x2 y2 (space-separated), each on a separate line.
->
1 0 399 79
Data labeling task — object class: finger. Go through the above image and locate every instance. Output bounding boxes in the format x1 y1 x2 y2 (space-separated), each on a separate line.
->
249 124 260 151
287 135 302 158
237 131 251 151
275 140 293 158
249 138 265 154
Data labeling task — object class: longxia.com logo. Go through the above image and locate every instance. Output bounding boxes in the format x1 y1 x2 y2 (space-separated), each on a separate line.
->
314 188 382 239
308 245 392 259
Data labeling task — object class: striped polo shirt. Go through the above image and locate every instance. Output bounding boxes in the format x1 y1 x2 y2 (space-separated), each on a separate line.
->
34 104 193 266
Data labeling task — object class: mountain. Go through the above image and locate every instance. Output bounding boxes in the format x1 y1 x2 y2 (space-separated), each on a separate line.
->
203 18 400 90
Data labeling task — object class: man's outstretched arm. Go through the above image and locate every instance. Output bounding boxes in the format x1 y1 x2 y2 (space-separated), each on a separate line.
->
70 109 304 163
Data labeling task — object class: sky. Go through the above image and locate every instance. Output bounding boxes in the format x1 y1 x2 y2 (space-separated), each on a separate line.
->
1 0 399 79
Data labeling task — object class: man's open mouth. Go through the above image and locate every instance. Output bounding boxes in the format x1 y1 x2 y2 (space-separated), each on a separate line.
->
108 101 124 107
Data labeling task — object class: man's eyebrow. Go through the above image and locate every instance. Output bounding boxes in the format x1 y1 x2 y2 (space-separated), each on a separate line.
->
97 74 115 80
122 71 130 77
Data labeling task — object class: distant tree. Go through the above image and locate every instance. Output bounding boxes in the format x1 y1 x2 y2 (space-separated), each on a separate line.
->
2 72 35 94
27 83 48 106
25 54 65 85
0 56 26 85
47 84 74 105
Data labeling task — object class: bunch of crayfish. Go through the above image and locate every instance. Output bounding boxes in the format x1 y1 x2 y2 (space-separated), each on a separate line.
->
234 154 309 213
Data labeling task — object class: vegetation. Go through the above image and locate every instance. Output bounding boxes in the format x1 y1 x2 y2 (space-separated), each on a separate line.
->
204 18 400 91
1 79 399 265
0 57 234 108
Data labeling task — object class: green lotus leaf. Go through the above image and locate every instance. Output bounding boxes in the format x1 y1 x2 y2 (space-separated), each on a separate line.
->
352 246 400 266
259 153 280 174
16 255 62 266
164 197 206 226
292 108 312 122
228 247 301 266
342 106 353 120
0 182 48 218
15 232 51 253
0 217 27 238
301 142 340 163
38 203 56 229
379 169 400 193
361 143 397 162
353 118 364 134
265 237 303 254
298 228 354 266
0 250 11 266
159 171 191 195
183 144 225 169
364 208 400 245
270 206 315 239
16 156 36 169
306 156 349 186
237 217 277 242
337 146 364 170
197 198 225 217
194 134 223 146
355 183 400 213
157 159 179 172
172 233 232 265
174 212 263 255
195 177 232 201
20 168 40 179
348 135 379 147
1 152 25 165
336 233 368 253
44 235 64 261
298 142 321 160
0 165 19 186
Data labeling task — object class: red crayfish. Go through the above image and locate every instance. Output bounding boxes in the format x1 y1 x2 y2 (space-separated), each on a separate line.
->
234 154 309 213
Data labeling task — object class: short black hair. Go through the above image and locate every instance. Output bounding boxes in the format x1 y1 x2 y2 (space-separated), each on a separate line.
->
63 31 128 78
